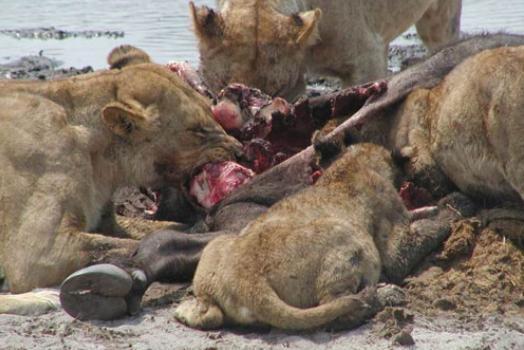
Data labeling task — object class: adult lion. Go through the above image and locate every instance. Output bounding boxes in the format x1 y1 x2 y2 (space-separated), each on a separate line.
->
190 0 461 100
0 45 242 298
356 45 524 206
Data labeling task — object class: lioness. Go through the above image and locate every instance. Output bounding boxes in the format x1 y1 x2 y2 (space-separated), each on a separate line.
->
173 144 465 330
0 45 242 295
356 45 524 205
190 0 461 99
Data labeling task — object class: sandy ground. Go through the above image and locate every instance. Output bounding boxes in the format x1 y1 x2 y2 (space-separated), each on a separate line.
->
1 291 522 350
1 224 522 350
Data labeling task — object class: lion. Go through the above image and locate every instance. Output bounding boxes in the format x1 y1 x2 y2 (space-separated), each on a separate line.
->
173 143 468 330
190 0 461 100
0 45 242 302
356 45 524 204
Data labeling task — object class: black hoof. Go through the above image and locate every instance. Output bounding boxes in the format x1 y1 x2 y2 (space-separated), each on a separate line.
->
60 264 146 321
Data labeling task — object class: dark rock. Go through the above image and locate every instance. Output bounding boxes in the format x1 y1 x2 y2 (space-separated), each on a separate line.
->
433 297 457 311
376 284 407 307
393 328 415 346
515 298 524 307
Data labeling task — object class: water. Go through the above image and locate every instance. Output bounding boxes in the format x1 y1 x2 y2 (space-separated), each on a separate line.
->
0 0 523 69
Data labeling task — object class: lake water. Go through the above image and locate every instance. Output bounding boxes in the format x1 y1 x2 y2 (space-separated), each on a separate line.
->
0 0 523 69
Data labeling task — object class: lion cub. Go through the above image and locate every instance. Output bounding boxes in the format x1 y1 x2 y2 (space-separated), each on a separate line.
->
174 143 453 330
191 0 461 100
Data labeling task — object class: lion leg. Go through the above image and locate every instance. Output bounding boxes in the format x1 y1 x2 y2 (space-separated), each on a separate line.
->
315 242 381 302
3 192 139 294
314 238 382 330
174 296 225 330
5 227 138 294
0 289 60 316
114 215 188 240
315 237 407 330
95 198 188 240
416 0 462 52
3 206 139 316
395 89 457 197
336 36 387 87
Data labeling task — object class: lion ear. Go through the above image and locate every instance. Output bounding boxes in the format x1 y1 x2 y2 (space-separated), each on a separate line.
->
107 45 151 69
294 8 321 47
102 102 148 140
190 1 224 40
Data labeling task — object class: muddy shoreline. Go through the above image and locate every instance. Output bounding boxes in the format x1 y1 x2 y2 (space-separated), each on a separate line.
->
0 54 93 81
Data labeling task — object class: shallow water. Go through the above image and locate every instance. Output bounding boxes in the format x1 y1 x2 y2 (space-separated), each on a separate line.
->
0 0 523 69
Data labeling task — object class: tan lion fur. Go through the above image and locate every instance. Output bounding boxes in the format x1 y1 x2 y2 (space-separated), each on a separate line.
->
191 0 461 100
357 46 524 203
0 46 241 293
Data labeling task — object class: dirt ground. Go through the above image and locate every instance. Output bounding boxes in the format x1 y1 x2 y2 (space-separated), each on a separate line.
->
1 36 523 349
1 242 523 350
1 205 523 350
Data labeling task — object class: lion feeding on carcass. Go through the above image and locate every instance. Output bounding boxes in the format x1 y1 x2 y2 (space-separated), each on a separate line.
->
0 45 241 313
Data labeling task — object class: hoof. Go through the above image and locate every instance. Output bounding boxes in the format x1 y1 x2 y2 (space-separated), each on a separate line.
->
60 264 145 321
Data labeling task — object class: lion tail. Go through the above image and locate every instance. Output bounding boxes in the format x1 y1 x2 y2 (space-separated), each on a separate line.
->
249 283 374 330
